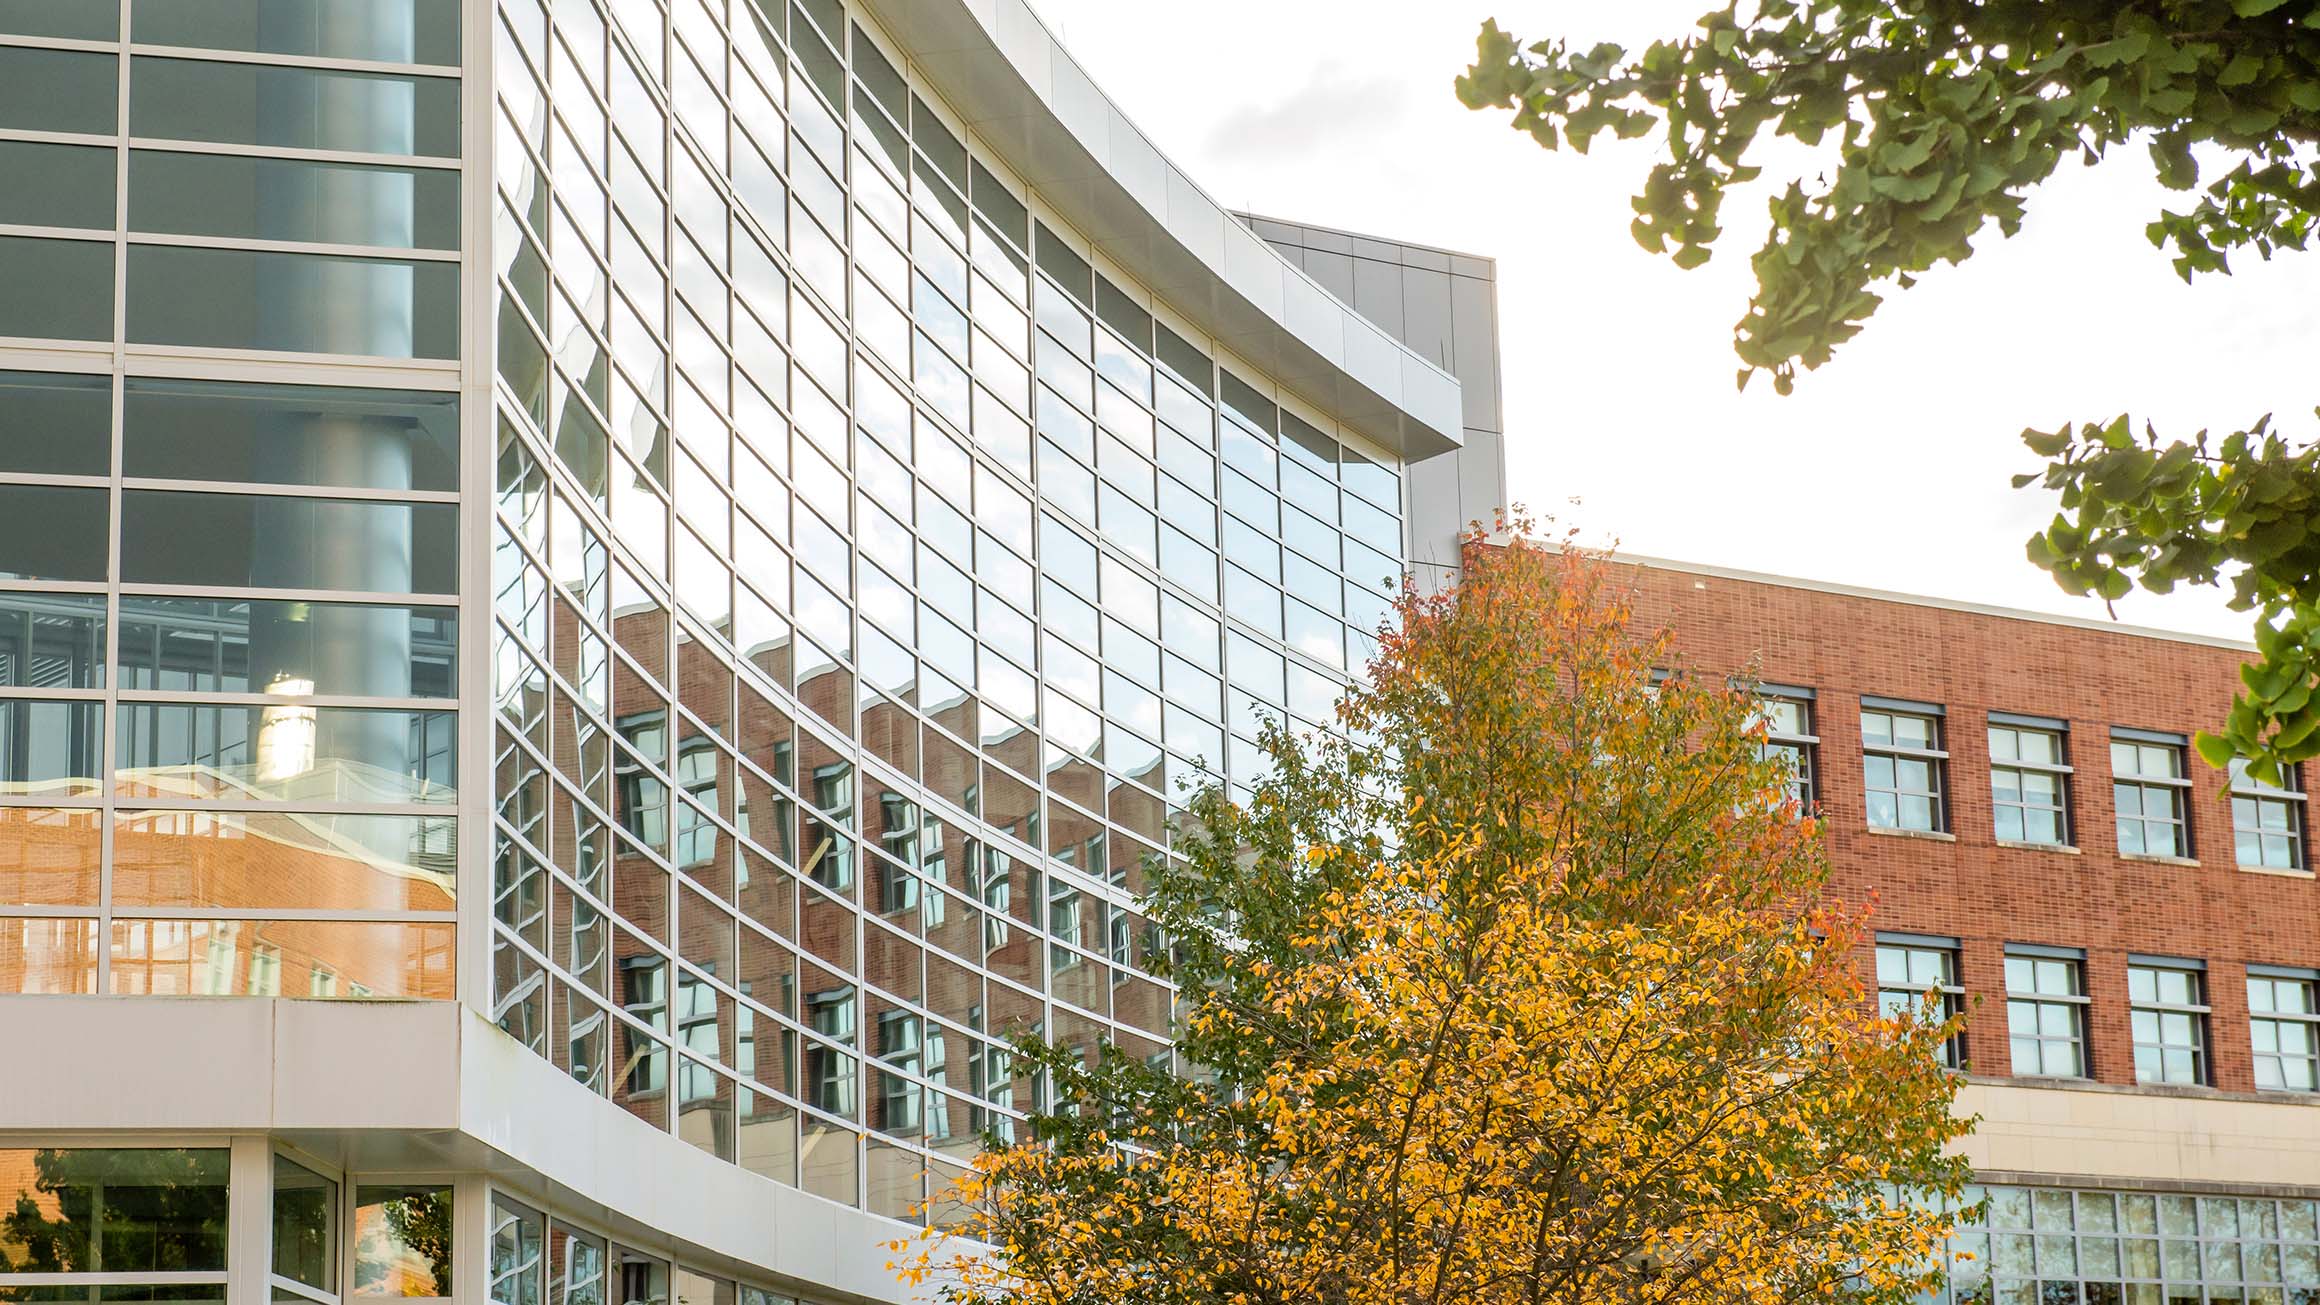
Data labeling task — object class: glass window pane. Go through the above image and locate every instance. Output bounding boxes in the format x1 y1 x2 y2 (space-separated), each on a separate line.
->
0 0 118 38
116 598 457 698
0 46 118 134
271 1154 338 1290
114 810 457 911
0 1148 231 1271
116 702 457 803
123 379 460 491
118 490 458 592
108 918 455 998
0 806 103 906
0 141 117 231
0 371 111 477
0 236 115 341
0 592 106 689
0 699 101 796
352 1184 454 1297
129 150 462 250
126 245 460 359
130 57 460 155
132 0 459 63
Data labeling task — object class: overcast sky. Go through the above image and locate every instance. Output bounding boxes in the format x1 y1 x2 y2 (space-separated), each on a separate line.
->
1025 0 2320 642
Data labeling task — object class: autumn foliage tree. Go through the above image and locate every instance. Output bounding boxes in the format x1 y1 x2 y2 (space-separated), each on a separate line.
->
894 532 1974 1305
1457 2 2320 779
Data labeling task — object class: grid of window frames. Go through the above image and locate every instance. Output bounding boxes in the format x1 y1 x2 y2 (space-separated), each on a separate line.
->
1875 935 1965 1067
1863 702 1947 832
0 0 464 999
2127 960 2210 1087
488 1191 854 1305
485 0 1408 1223
2113 731 2192 859
1924 1184 2320 1305
2006 949 2090 1079
2231 759 2307 871
2249 968 2320 1093
1988 716 2070 847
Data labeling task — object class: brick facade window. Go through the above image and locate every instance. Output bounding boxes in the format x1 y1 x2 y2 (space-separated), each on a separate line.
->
1862 701 1946 832
2127 959 2209 1086
2006 949 2089 1079
1988 716 2071 847
2112 730 2190 859
1754 689 1817 809
2249 968 2320 1092
1875 935 1964 1067
2230 759 2308 871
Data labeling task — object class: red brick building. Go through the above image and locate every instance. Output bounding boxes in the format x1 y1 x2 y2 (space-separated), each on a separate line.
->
1623 554 2320 1303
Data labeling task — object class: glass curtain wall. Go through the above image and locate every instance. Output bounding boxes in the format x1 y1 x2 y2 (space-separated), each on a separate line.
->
485 0 1406 1222
0 1 465 1000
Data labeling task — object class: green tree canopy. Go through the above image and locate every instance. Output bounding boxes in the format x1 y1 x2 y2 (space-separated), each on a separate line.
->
1458 1 2320 777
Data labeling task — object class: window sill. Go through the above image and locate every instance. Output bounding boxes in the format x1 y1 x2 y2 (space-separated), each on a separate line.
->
2119 852 2201 868
1864 825 1956 843
2238 862 2316 880
1994 839 2080 856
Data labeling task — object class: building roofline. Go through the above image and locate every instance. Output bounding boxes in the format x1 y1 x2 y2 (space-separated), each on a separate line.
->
1235 211 1499 271
1608 550 2257 654
859 0 1464 460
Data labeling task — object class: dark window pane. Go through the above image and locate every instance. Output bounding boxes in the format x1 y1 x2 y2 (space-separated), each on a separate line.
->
0 699 102 796
123 378 459 490
0 1149 231 1273
0 141 117 231
0 592 106 689
117 597 457 698
0 47 117 134
271 1156 336 1290
0 237 115 342
0 371 111 476
132 0 458 64
130 57 459 156
0 0 118 38
0 485 109 582
128 151 460 250
118 490 457 592
126 246 459 359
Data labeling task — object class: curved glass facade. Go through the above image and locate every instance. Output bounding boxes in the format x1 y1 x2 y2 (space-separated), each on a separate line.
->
484 0 1410 1221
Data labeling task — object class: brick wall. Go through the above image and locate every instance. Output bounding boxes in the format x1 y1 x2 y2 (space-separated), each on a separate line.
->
1620 559 2311 1095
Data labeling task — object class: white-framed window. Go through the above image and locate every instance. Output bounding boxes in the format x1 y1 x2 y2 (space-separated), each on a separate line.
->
1753 688 1817 809
2112 729 2191 858
1987 715 2070 846
2230 758 2307 870
2005 948 2089 1079
2249 967 2320 1092
2127 959 2209 1086
1862 700 1946 831
1875 935 1965 1067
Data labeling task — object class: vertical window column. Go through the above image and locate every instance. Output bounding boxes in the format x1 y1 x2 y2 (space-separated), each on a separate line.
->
2006 946 2090 1079
1862 698 1947 832
2250 966 2320 1092
1987 714 2070 846
2112 728 2191 859
2230 758 2307 871
1875 933 1964 1067
1754 687 1817 810
2126 957 2209 1086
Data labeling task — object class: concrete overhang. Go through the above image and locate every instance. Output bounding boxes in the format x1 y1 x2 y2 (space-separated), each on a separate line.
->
0 998 923 1304
858 0 1464 461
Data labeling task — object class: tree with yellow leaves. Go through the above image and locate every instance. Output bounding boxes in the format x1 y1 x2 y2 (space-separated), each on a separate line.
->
894 528 1974 1305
